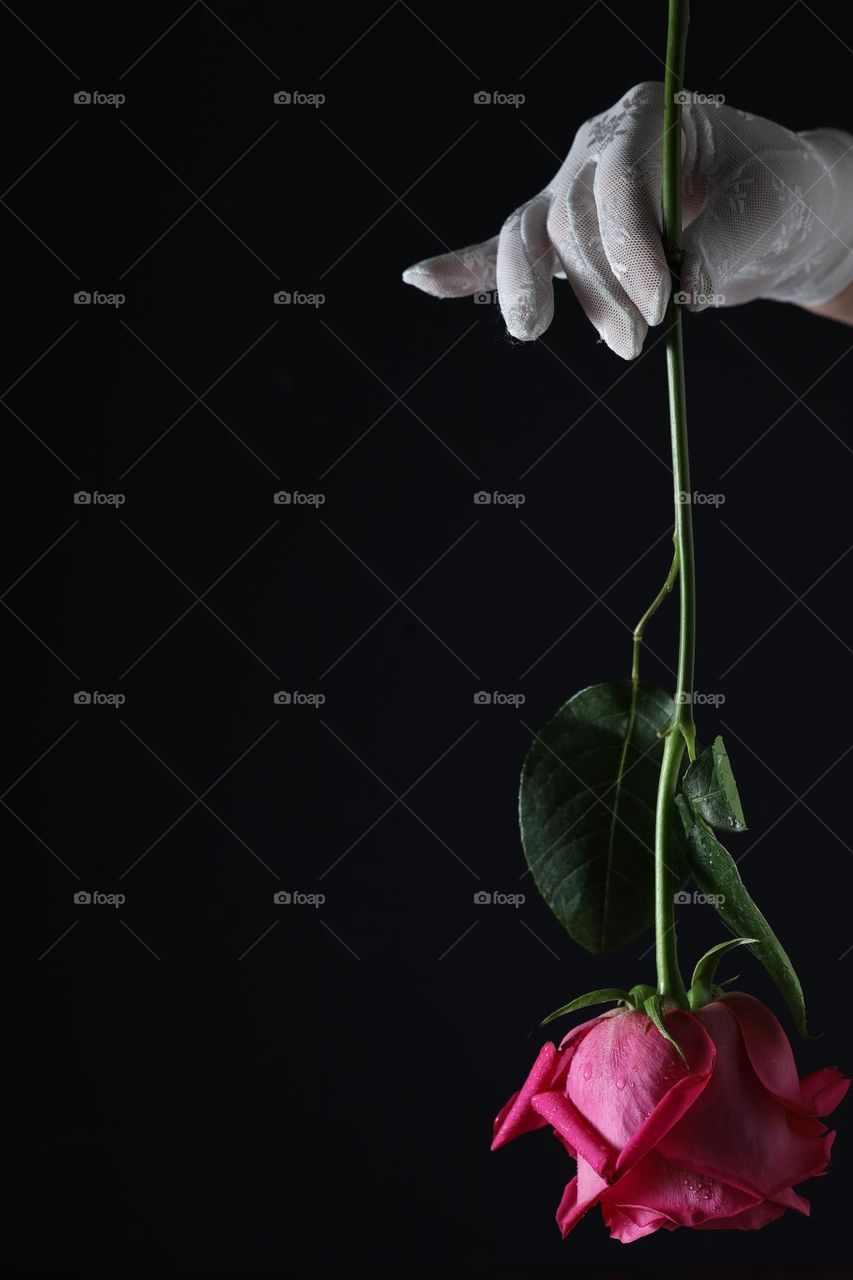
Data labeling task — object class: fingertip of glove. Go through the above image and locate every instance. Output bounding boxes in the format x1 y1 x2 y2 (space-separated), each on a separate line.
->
503 301 552 342
402 264 437 295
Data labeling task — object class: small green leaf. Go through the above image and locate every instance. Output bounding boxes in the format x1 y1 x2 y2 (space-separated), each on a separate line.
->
683 736 747 832
540 987 632 1027
520 681 688 954
688 937 758 1009
685 823 809 1036
628 982 656 1008
643 994 687 1064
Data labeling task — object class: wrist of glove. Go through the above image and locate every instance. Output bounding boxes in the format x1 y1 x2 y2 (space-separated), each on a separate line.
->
403 82 853 359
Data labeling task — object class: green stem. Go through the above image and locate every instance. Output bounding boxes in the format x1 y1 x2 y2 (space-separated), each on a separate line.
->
632 539 679 683
655 0 693 1005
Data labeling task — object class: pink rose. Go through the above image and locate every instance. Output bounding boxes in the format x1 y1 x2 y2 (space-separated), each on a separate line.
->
492 993 848 1242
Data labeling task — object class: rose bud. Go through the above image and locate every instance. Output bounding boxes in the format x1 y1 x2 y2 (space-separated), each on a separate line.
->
492 993 848 1242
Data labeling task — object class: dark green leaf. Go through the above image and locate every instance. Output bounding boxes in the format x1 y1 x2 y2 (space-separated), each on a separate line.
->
688 937 757 1009
520 681 687 954
540 987 632 1027
685 823 809 1035
683 736 747 832
643 994 687 1063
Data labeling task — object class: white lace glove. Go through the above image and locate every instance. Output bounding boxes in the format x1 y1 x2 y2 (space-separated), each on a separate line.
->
402 82 853 359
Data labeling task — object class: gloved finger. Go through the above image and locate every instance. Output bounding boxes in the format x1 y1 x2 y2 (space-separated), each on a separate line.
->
496 194 558 340
548 159 648 360
402 236 498 297
594 137 670 327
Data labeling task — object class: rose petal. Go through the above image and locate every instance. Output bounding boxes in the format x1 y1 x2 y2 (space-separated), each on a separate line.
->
721 993 817 1116
531 1089 617 1177
695 1185 810 1231
800 1066 851 1116
491 1042 558 1150
660 1001 834 1197
603 1148 761 1232
555 1156 609 1238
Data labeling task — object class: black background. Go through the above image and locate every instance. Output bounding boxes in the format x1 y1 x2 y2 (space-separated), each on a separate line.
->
7 2 853 1275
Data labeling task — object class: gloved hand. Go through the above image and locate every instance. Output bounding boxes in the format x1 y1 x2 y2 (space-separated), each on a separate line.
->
402 82 853 359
